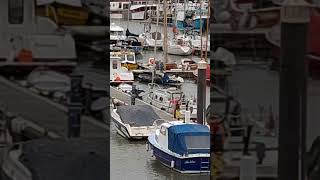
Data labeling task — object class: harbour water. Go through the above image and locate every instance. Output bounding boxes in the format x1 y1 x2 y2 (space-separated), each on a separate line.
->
110 20 210 179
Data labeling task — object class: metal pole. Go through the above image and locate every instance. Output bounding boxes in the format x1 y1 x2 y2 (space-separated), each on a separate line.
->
278 1 310 180
68 73 83 138
163 0 168 64
197 59 207 124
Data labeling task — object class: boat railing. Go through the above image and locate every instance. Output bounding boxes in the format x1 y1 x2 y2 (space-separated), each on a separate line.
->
152 119 169 128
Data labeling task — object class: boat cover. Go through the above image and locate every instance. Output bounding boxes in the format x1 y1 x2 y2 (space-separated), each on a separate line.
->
168 124 210 155
116 105 160 127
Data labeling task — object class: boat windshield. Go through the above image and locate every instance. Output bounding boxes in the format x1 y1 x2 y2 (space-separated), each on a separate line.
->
172 93 182 100
111 31 124 36
184 135 210 152
127 55 135 62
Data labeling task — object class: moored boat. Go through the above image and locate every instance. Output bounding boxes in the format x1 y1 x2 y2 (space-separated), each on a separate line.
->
111 103 167 140
147 121 210 173
110 55 134 85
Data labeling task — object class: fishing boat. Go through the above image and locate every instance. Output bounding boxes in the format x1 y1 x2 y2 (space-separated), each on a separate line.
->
111 103 167 140
111 51 138 70
147 121 210 173
110 54 134 85
110 23 126 44
147 84 197 119
166 36 192 56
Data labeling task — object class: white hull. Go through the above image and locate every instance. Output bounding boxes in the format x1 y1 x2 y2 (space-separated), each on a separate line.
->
167 45 192 56
110 109 157 139
131 11 145 20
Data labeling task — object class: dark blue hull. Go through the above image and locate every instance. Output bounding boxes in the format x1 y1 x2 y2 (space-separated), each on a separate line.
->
148 137 210 173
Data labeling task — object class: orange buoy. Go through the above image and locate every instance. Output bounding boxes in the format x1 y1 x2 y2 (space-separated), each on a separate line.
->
16 49 33 62
114 74 121 81
148 58 155 64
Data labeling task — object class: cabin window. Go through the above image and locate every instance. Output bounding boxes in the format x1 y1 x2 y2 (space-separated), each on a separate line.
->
119 3 122 9
8 0 24 24
127 55 134 62
184 135 210 151
123 4 129 9
112 60 117 69
159 97 163 102
160 126 166 135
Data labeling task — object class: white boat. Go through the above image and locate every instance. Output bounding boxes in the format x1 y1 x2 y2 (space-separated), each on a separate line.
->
111 50 138 70
26 69 70 93
110 23 126 43
166 36 192 56
147 84 197 119
110 1 130 19
147 121 210 173
0 0 76 62
110 54 134 84
130 4 159 20
139 32 164 48
111 104 167 140
190 35 210 52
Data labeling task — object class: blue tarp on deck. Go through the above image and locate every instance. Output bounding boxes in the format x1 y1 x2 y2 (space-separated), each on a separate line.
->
168 124 210 155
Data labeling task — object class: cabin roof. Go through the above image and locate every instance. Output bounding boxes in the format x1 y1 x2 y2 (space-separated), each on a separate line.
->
116 105 160 127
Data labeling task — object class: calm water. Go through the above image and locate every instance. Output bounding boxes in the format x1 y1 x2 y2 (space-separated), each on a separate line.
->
110 20 210 180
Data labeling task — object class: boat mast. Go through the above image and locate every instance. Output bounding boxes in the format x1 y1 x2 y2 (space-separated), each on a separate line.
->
163 0 168 64
152 0 160 85
204 0 209 62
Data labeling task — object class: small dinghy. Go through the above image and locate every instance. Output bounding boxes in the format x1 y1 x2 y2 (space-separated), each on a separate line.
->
147 121 210 173
27 69 70 93
111 104 167 140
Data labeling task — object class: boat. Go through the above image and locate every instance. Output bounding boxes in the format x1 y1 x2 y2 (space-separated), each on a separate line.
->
110 54 134 84
139 32 164 48
129 4 159 20
117 83 145 99
26 68 71 94
190 35 210 52
110 103 167 140
110 23 126 44
0 0 76 63
166 36 192 56
110 1 130 19
111 50 138 70
147 84 196 119
147 121 210 173
137 73 183 87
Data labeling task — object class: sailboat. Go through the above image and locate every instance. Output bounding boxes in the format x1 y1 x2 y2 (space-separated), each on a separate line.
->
138 3 164 48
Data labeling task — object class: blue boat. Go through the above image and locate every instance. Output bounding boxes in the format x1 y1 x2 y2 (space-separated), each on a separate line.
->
147 121 210 173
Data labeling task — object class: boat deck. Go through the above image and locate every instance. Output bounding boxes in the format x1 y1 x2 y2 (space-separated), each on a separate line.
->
0 76 108 138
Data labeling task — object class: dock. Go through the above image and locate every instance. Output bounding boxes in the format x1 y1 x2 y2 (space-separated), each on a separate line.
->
0 76 108 138
110 86 174 120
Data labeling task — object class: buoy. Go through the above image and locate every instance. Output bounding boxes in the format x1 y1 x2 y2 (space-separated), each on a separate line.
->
148 58 155 64
16 49 33 62
114 74 121 81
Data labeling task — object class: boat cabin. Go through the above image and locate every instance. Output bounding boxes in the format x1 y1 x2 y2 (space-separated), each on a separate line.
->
156 122 210 156
111 51 136 64
0 0 76 62
149 87 183 109
110 23 126 42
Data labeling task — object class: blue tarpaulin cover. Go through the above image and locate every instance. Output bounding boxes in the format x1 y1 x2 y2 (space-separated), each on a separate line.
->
168 124 210 155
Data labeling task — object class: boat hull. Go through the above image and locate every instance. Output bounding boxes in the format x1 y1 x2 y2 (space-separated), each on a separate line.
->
147 134 210 173
111 112 147 140
167 45 192 56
